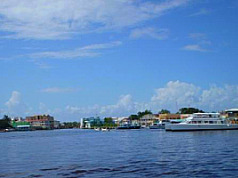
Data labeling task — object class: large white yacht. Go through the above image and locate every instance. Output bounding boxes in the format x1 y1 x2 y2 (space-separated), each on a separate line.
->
165 113 238 131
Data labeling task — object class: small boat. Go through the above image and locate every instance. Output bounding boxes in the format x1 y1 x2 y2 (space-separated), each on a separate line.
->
165 113 238 131
101 128 110 131
94 128 101 131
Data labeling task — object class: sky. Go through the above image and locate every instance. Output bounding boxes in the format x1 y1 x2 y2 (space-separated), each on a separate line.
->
0 0 237 121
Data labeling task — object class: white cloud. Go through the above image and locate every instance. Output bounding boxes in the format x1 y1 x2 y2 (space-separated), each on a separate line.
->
0 0 190 40
151 81 201 111
199 85 238 111
5 91 21 108
100 94 135 115
31 41 122 59
41 87 79 93
130 27 169 40
5 91 31 116
182 44 208 52
151 81 238 112
63 94 148 119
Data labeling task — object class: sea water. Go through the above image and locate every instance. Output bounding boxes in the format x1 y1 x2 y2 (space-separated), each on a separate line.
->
0 129 238 177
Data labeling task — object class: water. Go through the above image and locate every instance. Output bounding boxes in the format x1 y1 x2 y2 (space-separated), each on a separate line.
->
1 129 238 178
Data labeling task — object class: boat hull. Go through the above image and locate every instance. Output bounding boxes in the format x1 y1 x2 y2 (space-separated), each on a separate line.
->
166 124 238 131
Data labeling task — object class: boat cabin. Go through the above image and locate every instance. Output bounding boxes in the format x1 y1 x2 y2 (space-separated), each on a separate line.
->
183 113 226 124
193 113 220 118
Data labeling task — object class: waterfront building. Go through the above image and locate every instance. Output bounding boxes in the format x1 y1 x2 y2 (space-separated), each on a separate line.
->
26 115 54 130
11 117 31 131
80 117 102 129
224 109 238 124
117 117 140 127
140 114 160 127
117 117 129 125
224 108 238 118
53 120 60 129
119 117 130 125
159 114 181 121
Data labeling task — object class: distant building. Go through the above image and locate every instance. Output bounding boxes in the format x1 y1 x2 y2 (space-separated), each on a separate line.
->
117 117 129 126
26 115 54 130
140 114 160 127
224 108 238 119
117 117 141 126
80 117 102 129
159 114 181 121
11 117 31 131
53 120 60 129
11 117 24 122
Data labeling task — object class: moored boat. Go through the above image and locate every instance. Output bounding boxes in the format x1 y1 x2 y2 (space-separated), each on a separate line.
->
166 113 238 131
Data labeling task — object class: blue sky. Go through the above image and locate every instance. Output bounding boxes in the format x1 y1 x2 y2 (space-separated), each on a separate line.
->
0 0 237 121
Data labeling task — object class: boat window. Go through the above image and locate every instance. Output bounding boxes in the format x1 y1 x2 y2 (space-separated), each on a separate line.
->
209 121 213 124
197 121 202 124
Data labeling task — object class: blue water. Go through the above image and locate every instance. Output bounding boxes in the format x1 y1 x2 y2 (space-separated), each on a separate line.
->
0 129 238 177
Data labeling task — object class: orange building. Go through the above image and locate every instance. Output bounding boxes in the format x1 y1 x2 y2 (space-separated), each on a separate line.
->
159 114 181 121
26 115 54 129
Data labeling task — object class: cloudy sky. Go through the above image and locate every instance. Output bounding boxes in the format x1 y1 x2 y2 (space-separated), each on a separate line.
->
0 0 237 121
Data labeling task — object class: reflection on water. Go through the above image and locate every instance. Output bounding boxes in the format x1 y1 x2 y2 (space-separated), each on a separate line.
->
1 129 238 177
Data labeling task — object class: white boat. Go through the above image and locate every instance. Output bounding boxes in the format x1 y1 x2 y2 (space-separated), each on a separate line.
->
94 128 101 131
165 113 238 131
101 128 110 131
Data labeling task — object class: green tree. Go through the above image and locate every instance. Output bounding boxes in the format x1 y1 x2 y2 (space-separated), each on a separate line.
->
104 117 113 124
61 122 80 129
0 115 12 129
129 114 139 120
103 117 116 128
178 107 204 114
137 110 152 118
158 109 171 114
